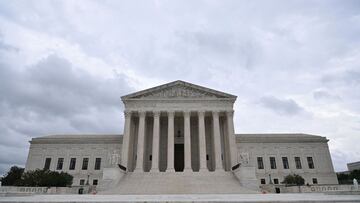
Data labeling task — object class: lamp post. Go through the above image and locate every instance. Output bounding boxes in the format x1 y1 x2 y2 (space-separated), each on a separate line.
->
86 174 90 185
269 174 273 184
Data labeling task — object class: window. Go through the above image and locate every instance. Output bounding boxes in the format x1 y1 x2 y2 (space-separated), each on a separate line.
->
270 157 277 169
79 179 85 185
94 158 101 170
56 158 64 170
69 158 76 170
82 158 89 170
257 157 264 169
312 178 318 184
295 157 302 169
93 179 98 185
282 157 289 169
260 179 266 184
274 178 279 184
44 158 51 170
307 157 315 169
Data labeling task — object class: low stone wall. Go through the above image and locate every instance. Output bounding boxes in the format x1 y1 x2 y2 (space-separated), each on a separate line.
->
261 184 359 193
0 186 96 196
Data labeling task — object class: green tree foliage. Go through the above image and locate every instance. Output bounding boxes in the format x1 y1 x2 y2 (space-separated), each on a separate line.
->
0 166 24 186
281 174 305 186
1 166 73 187
19 169 73 187
337 170 360 184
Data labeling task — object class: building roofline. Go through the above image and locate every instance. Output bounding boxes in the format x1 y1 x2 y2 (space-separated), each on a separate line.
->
121 80 237 100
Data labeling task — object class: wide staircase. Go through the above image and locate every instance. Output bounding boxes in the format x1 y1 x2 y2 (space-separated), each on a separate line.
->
101 171 258 194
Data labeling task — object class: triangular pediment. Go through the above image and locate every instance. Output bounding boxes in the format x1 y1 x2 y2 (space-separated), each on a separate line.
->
122 80 236 100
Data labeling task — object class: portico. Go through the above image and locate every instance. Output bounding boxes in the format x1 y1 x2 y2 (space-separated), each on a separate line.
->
120 80 238 173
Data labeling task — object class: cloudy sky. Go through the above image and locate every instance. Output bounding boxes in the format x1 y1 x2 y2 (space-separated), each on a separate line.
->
0 0 359 175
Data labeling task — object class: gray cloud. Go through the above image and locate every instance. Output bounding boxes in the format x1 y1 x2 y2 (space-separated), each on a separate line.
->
313 90 341 101
0 54 133 175
259 96 305 116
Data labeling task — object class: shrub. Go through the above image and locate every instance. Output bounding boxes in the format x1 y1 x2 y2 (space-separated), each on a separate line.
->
281 174 305 186
0 166 24 186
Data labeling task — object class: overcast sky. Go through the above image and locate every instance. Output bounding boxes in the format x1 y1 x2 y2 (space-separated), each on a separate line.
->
0 0 359 175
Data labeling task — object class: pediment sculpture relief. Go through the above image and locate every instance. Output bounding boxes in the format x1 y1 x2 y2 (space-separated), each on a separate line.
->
134 85 219 99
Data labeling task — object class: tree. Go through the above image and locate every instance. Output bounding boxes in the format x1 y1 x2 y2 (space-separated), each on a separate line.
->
0 166 24 186
20 169 73 187
281 174 305 186
337 170 360 184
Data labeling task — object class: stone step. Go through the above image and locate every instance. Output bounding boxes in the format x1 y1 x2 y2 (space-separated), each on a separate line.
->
101 171 259 194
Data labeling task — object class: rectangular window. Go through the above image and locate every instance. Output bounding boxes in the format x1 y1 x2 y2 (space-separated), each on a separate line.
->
69 158 76 170
257 157 264 169
82 158 89 170
79 179 85 185
56 158 64 170
260 179 266 184
295 157 302 169
94 158 101 170
274 178 279 184
282 157 289 169
93 179 98 185
44 158 51 170
307 157 315 169
312 178 318 184
270 157 277 169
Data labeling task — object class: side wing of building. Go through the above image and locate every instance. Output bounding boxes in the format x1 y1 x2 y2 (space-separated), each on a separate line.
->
25 133 338 186
236 133 338 185
25 134 122 186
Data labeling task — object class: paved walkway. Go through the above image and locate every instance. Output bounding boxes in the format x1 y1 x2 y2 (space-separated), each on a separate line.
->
0 193 360 202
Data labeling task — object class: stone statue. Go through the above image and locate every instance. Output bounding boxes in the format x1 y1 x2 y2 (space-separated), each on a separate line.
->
354 178 359 190
239 153 250 166
109 151 120 166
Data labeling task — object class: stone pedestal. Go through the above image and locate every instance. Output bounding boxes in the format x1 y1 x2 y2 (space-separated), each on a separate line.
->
98 168 126 191
233 166 259 191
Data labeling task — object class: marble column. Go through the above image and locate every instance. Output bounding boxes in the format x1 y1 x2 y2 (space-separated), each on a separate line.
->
166 111 175 172
134 111 146 172
212 111 223 171
184 111 192 172
150 111 160 172
226 110 238 168
198 110 207 171
121 110 132 171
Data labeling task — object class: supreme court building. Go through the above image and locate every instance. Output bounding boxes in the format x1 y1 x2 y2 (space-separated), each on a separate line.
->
25 80 338 194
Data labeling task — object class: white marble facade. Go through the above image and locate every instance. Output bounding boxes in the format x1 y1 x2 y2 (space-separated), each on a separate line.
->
25 80 338 192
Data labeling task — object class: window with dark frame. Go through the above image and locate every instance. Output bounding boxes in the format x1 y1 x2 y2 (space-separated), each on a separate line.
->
260 178 266 184
82 158 89 170
69 158 76 170
270 157 277 169
295 157 302 169
94 158 101 170
257 157 264 169
274 178 279 184
44 158 51 170
79 179 85 185
93 179 98 185
282 157 289 169
56 158 64 170
312 178 318 184
307 157 315 169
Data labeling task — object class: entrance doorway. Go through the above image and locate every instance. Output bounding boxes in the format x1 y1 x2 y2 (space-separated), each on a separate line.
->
174 144 184 171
